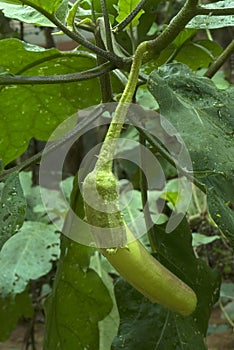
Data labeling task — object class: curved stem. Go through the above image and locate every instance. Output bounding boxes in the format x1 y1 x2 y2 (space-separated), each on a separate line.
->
95 41 147 172
16 53 74 75
20 0 129 69
51 16 126 67
16 51 96 75
197 7 234 16
146 0 199 58
219 300 234 329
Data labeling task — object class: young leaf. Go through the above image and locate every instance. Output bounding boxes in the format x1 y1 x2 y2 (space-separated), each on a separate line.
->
0 4 55 26
116 0 145 28
192 233 220 247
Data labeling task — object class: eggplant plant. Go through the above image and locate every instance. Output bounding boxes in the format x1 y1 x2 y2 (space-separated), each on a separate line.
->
0 1 233 349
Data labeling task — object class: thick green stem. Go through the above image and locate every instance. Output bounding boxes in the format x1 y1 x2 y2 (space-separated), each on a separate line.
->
81 3 198 312
82 41 147 247
95 41 147 172
145 0 199 60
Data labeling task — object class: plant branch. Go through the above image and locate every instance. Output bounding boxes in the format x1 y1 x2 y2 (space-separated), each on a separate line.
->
94 0 210 168
219 300 234 329
113 0 149 32
21 0 129 69
146 0 199 56
16 51 95 75
74 21 95 33
196 7 234 16
0 62 114 85
51 16 128 68
95 42 148 172
205 38 234 78
100 0 114 52
94 19 113 102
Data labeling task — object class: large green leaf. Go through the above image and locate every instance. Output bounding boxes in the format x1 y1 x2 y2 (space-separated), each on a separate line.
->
148 63 234 174
0 39 100 166
174 40 222 71
187 0 234 29
0 0 63 14
90 253 119 350
0 290 33 341
0 221 60 297
44 237 113 350
44 177 113 349
147 63 234 247
112 281 207 350
0 172 26 249
0 0 68 26
0 4 55 26
112 219 220 349
202 173 234 247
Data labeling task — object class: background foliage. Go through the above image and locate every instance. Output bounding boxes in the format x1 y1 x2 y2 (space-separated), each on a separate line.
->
0 0 233 349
